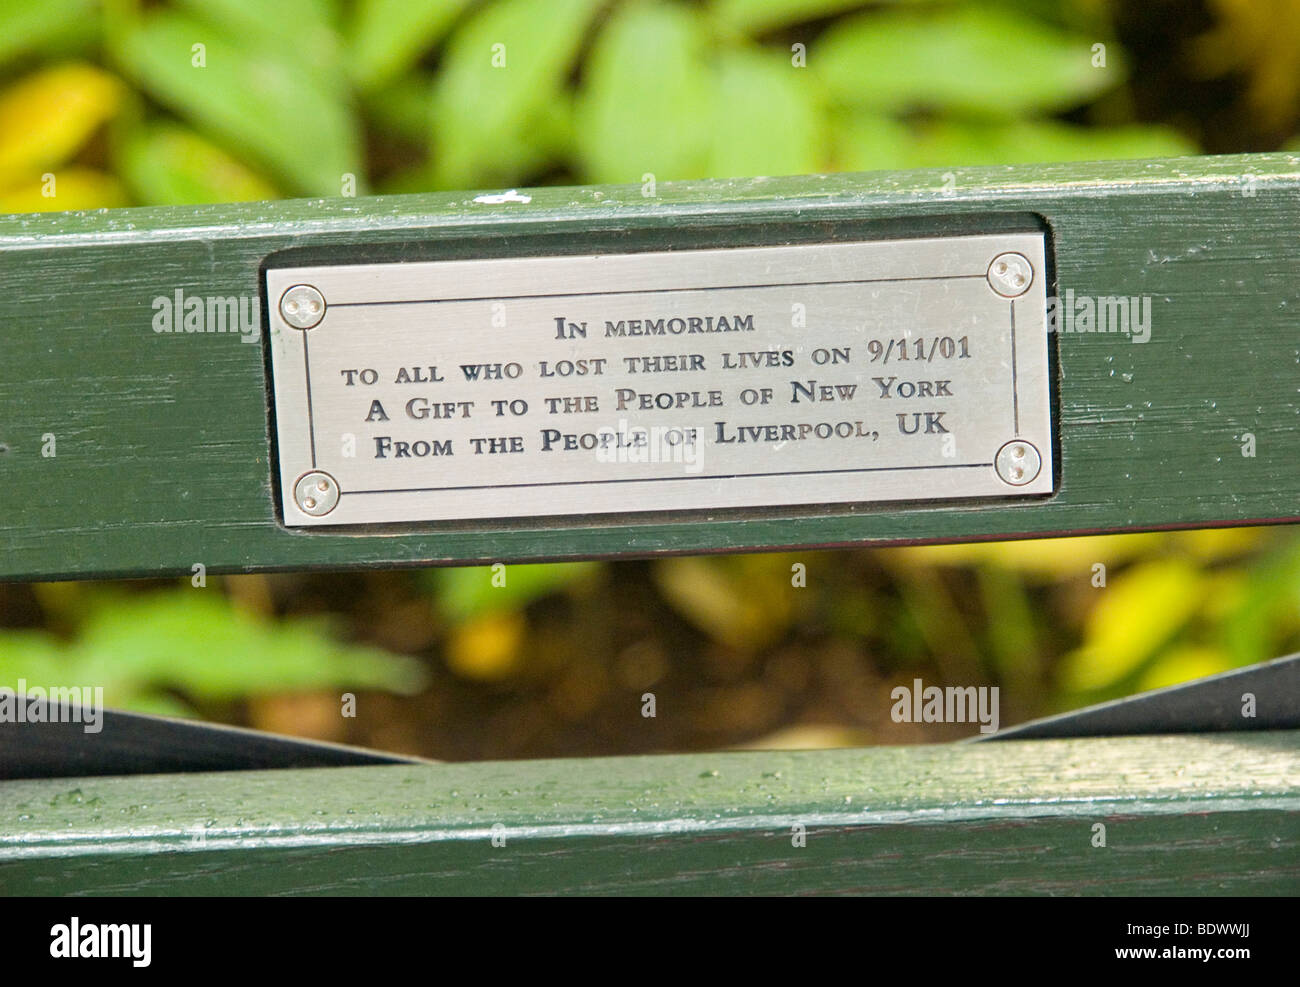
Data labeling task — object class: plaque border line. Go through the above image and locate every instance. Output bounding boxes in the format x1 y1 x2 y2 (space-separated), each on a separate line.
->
324 272 988 308
302 332 318 469
1010 301 1019 436
284 260 1041 510
342 461 998 497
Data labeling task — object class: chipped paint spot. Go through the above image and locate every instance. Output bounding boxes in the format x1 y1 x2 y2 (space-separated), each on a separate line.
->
473 190 532 205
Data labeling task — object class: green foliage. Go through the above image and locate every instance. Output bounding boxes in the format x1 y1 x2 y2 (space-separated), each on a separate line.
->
713 0 900 36
172 0 343 50
816 7 1114 118
430 562 602 622
431 0 601 189
1058 559 1205 693
117 122 276 204
0 0 96 65
0 1 1296 744
112 6 362 196
892 530 1300 715
349 0 471 91
576 7 826 184
711 49 824 177
0 590 425 717
0 0 1214 211
575 1 714 183
835 117 1193 172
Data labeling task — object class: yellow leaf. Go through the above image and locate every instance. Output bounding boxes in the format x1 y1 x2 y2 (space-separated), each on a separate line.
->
0 167 127 212
884 533 1165 580
0 63 123 181
653 556 792 652
1138 647 1232 692
1177 527 1265 560
1058 559 1204 692
445 611 524 681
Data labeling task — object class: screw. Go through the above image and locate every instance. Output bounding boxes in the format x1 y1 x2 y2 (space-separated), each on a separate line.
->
279 284 326 329
994 440 1042 486
292 470 340 516
987 252 1033 297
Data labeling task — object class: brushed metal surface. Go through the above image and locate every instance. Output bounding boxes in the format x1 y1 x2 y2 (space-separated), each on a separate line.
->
266 234 1053 527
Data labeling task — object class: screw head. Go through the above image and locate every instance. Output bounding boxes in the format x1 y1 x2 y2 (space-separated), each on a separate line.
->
994 440 1042 486
292 470 339 516
279 284 326 329
987 252 1033 297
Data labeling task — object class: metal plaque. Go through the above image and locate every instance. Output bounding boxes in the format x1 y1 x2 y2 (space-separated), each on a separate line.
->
266 233 1054 527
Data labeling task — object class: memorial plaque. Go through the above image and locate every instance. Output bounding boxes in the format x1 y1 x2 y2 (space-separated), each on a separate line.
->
266 233 1054 527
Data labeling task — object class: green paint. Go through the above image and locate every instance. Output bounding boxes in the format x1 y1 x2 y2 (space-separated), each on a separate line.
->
2 153 1299 580
1 732 1295 894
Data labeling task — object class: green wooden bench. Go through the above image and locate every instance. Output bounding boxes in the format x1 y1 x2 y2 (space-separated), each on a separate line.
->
2 153 1299 894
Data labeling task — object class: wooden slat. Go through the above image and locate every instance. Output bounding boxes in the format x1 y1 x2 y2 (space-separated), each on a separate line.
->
3 153 1300 579
1 732 1296 895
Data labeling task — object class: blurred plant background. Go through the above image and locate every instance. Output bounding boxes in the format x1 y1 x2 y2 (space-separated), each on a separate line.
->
3 0 1300 755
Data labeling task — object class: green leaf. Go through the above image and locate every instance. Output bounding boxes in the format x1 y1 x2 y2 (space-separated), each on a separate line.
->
114 10 362 195
975 564 1041 685
1218 534 1300 667
0 592 425 713
828 111 914 173
76 593 425 700
713 0 902 36
431 562 601 622
707 48 826 177
362 72 436 145
175 0 343 60
431 0 602 189
350 0 472 91
0 0 96 66
0 632 67 686
575 1 714 184
834 116 1196 173
117 122 278 205
816 7 1119 117
903 119 1196 167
